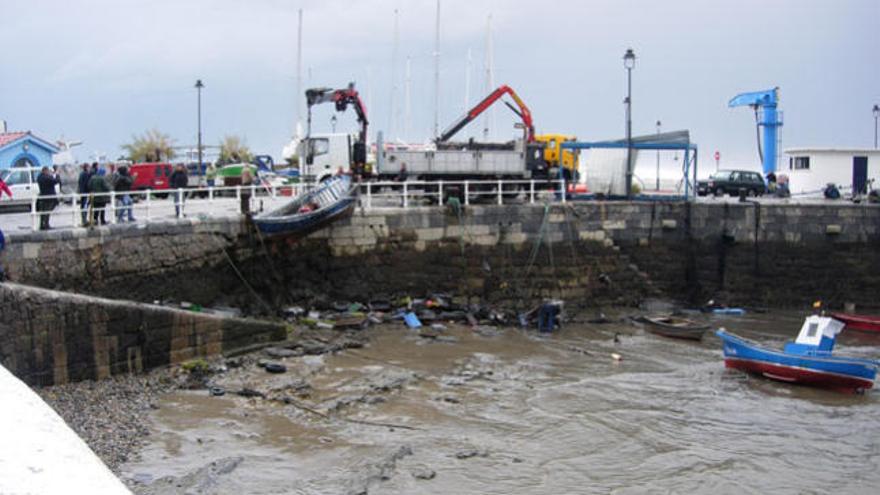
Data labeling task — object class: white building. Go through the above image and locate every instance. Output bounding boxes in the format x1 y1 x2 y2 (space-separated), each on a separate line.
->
783 148 880 196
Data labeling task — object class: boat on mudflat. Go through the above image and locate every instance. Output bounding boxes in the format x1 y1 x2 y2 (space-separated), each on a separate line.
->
716 315 879 393
830 312 880 333
253 175 357 236
636 315 708 341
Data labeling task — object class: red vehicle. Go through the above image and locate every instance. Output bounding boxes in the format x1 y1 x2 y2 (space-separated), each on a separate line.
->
130 162 173 194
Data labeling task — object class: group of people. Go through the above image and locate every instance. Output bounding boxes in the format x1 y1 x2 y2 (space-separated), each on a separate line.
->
76 162 136 226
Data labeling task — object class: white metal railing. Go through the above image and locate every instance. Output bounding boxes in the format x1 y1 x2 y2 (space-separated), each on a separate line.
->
2 179 570 232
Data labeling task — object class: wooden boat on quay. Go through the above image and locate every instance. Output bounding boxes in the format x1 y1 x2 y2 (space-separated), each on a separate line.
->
253 175 357 236
830 312 880 333
635 315 709 341
716 315 879 393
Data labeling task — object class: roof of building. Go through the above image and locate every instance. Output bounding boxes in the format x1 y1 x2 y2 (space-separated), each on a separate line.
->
0 131 60 154
784 147 880 155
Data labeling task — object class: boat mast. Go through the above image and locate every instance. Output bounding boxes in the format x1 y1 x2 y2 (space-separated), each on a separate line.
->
482 14 494 141
433 0 441 139
464 47 472 112
295 8 303 137
404 56 412 142
389 8 400 140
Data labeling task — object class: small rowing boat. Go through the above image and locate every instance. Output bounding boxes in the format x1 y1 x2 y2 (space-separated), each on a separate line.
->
636 315 709 341
254 175 357 236
716 315 879 393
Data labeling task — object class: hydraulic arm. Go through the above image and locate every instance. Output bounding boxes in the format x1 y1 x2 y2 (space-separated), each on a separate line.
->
437 85 535 143
729 87 782 175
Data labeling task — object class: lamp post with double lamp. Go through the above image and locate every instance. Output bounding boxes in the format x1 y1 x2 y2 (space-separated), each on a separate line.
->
655 120 661 191
195 80 204 176
624 48 635 199
873 104 879 149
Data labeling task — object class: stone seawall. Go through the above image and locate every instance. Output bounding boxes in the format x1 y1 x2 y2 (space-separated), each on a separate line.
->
0 283 287 385
3 201 879 311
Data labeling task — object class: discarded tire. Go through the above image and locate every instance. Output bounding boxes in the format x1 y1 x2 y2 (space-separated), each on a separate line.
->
264 363 287 374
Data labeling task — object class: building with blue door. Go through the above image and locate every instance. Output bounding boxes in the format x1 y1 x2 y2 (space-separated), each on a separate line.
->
0 131 60 171
784 148 880 196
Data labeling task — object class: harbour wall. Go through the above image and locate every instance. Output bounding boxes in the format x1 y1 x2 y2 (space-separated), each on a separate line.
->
3 202 879 310
0 283 287 385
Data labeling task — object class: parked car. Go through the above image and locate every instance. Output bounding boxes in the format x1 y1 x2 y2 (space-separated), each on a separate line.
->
697 170 766 197
130 162 173 196
0 167 63 211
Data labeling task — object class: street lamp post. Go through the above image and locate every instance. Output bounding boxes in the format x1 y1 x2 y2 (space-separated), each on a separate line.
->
624 48 635 199
873 104 879 149
195 80 204 174
655 120 661 191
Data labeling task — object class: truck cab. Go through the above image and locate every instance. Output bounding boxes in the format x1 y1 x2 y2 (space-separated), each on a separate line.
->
535 134 579 180
298 133 358 183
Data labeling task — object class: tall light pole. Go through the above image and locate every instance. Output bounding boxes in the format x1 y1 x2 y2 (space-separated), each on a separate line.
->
655 119 661 191
195 79 204 171
873 104 879 149
623 48 635 199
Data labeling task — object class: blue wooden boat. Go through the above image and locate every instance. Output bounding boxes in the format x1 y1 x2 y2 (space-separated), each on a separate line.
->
716 316 879 393
254 175 357 236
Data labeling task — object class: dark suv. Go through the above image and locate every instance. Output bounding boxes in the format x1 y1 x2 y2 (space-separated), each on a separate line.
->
697 170 766 197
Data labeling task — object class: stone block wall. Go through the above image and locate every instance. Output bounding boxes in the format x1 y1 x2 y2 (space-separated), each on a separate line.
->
0 283 286 385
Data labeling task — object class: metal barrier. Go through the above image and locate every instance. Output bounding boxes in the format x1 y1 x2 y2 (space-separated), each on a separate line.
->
3 178 569 232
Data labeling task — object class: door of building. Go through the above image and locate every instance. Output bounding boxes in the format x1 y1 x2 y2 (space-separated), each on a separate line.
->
853 156 868 195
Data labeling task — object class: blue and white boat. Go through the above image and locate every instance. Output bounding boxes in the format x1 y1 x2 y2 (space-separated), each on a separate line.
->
716 315 879 393
254 175 357 236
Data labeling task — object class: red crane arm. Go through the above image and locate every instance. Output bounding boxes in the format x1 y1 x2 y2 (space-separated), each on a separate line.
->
305 83 369 143
436 84 535 143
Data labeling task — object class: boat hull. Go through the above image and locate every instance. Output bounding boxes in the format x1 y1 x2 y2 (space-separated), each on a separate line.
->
717 330 877 393
254 196 356 237
830 313 880 333
637 316 707 341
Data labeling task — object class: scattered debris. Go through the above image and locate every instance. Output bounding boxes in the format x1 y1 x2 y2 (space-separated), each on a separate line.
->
411 466 436 480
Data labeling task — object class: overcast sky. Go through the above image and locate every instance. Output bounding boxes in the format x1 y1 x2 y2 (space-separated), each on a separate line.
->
1 0 877 174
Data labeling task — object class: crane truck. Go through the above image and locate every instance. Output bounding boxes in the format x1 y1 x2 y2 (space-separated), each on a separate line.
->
298 82 370 182
297 83 578 189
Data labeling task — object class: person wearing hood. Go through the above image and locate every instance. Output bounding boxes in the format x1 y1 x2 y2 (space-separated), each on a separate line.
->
88 168 111 225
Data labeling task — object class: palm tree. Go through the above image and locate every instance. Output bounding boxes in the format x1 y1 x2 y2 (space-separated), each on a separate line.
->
218 135 254 165
121 129 176 162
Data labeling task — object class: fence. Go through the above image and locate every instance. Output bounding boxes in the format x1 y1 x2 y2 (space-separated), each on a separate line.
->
2 179 569 232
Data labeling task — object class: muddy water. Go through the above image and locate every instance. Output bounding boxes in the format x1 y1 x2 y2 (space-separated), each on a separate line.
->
122 310 880 494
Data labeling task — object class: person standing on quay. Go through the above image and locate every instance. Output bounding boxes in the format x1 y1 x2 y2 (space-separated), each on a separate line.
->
36 167 60 230
88 168 110 225
240 166 253 215
169 164 188 218
115 166 135 223
206 163 217 188
77 163 91 225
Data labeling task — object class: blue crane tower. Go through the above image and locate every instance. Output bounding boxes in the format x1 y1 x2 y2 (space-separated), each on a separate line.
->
729 87 783 175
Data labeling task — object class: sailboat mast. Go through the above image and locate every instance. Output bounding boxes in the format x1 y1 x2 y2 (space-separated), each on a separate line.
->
464 48 472 112
433 0 441 139
389 8 399 140
404 56 412 142
295 8 303 131
483 14 493 141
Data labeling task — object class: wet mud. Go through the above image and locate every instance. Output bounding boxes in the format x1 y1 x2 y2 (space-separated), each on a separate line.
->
121 310 880 494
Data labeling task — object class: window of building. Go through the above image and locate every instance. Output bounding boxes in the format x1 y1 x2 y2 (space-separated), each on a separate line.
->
793 156 810 170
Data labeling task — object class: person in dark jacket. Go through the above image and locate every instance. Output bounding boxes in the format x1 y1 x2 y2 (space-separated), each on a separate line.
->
115 166 135 222
37 167 60 230
169 164 188 218
88 168 110 225
77 163 92 225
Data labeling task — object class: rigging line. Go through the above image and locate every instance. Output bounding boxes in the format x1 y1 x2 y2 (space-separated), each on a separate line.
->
210 233 274 313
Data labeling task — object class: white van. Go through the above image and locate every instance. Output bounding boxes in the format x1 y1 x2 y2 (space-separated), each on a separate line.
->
0 167 63 211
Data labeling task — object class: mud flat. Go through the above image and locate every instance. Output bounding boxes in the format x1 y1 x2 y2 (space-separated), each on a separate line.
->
37 310 880 494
